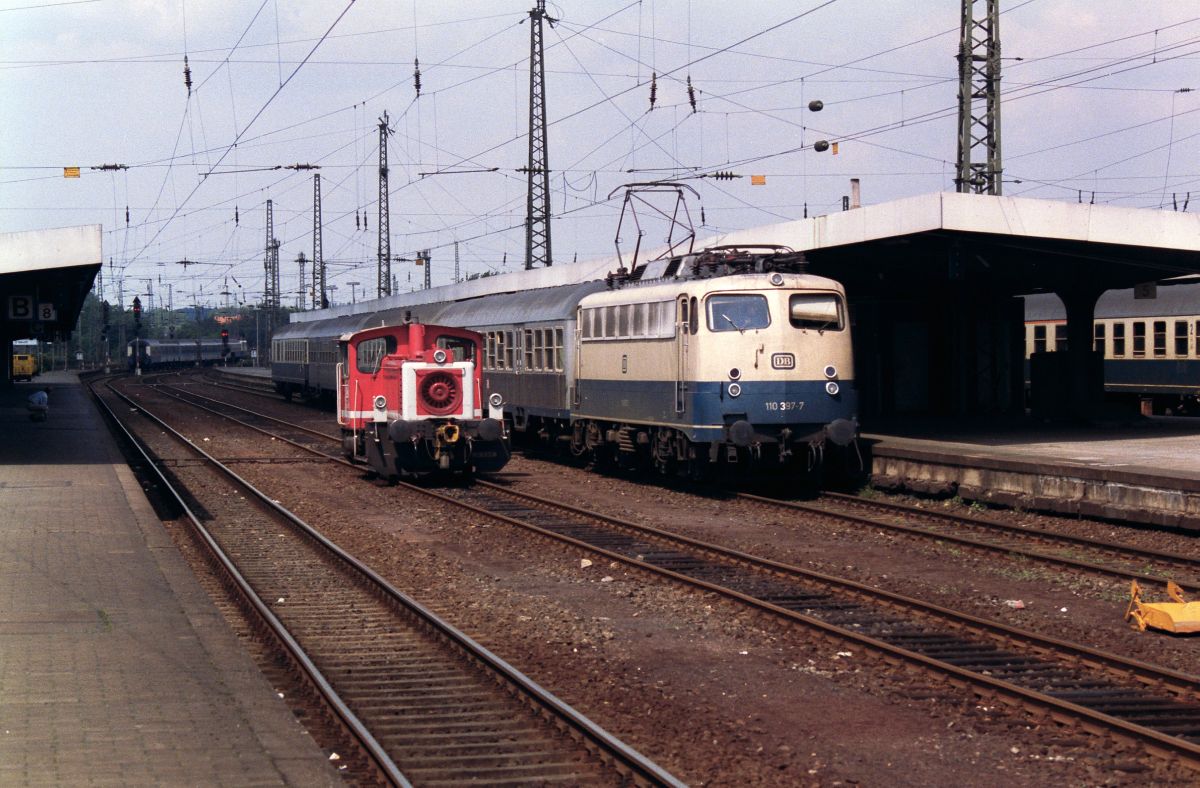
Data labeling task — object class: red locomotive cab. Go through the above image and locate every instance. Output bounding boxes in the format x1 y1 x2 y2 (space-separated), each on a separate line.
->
337 323 508 476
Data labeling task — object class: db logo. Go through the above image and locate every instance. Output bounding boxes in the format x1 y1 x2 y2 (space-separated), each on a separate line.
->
771 353 795 370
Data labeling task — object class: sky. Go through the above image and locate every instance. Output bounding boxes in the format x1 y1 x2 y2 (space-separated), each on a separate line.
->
2 0 1198 312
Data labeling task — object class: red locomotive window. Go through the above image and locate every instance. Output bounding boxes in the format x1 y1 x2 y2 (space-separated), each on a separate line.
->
356 335 397 373
435 335 474 362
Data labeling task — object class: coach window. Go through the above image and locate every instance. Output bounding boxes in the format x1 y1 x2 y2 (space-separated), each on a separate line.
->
1132 321 1146 357
523 329 534 370
789 293 844 331
1196 320 1200 357
504 331 515 369
1033 325 1047 353
1112 323 1126 357
554 327 565 370
1093 323 1106 355
1054 324 1067 352
1153 321 1167 357
1175 321 1189 357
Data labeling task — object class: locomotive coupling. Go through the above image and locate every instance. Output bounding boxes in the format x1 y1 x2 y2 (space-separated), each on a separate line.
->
436 423 461 444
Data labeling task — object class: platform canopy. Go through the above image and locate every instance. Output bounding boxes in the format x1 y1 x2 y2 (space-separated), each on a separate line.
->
0 225 101 340
711 192 1200 297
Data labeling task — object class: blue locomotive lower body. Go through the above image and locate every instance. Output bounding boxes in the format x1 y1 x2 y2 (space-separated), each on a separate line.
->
574 377 857 444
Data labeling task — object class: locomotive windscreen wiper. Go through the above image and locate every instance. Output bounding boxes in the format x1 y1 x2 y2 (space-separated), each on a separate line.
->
720 313 744 334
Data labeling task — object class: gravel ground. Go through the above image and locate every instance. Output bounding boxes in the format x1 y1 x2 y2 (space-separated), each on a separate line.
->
137 374 1200 786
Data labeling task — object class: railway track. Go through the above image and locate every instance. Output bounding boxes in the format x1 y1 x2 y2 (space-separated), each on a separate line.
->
175 370 1200 594
98 376 681 787
434 481 1200 769
145 372 1200 771
737 490 1200 594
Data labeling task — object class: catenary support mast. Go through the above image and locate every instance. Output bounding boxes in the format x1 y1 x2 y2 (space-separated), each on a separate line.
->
377 112 394 297
955 0 1002 194
524 0 554 269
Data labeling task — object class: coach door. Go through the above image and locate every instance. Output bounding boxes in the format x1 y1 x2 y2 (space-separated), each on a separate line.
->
675 295 690 414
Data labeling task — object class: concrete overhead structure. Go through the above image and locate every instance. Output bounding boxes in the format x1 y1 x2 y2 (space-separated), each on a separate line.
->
1 225 102 384
299 192 1200 420
714 192 1200 419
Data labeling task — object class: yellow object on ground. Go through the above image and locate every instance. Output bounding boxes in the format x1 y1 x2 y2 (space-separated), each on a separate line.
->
1125 580 1200 634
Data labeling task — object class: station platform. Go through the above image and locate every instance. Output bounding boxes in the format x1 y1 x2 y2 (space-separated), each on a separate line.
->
865 416 1200 531
0 372 337 785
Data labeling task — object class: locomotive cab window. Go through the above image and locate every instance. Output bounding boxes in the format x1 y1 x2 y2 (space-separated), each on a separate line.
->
355 335 396 373
435 335 474 362
789 293 844 331
707 294 769 332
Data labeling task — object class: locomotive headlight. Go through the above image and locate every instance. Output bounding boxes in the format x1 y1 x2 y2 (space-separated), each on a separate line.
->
433 349 448 364
728 382 742 398
824 365 838 379
488 392 504 409
373 395 387 409
825 381 840 396
728 367 741 381
769 272 785 286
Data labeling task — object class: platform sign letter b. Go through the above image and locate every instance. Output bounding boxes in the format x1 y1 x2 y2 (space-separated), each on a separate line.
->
8 295 33 320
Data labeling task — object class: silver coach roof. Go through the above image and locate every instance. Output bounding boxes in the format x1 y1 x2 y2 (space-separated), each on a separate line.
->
430 281 609 326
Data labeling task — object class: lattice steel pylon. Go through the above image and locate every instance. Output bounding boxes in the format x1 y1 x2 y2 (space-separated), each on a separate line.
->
313 174 327 308
524 0 554 269
264 199 281 311
378 112 394 298
955 0 1002 195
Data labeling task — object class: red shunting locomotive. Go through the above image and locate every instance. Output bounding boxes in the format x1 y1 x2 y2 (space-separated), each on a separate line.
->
337 323 509 476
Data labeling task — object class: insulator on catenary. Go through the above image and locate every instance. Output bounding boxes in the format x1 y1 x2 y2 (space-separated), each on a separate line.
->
687 74 697 113
235 206 239 225
414 58 422 97
649 72 657 109
183 55 193 96
125 206 129 225
355 212 360 230
363 211 368 230
700 206 706 225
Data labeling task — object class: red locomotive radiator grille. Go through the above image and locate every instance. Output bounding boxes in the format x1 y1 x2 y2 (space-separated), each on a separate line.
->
415 369 462 416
